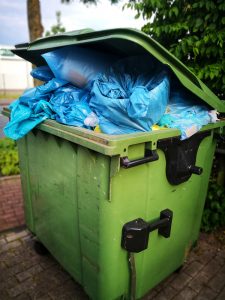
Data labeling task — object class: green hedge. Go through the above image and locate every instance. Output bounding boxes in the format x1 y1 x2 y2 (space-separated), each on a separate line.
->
0 138 20 176
201 179 225 232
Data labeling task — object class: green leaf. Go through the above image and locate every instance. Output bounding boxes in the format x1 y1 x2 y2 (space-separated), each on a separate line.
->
0 138 20 176
173 7 179 17
128 0 225 98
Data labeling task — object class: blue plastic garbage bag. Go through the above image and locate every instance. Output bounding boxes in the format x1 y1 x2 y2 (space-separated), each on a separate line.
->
3 99 53 140
42 45 118 88
89 58 170 134
30 65 54 82
49 85 97 127
158 90 217 140
4 78 98 140
18 78 67 109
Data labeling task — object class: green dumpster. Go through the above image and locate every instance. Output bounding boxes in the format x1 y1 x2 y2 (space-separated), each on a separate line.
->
4 28 225 300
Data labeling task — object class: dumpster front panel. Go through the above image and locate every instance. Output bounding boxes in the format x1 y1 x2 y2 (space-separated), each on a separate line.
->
106 132 215 299
17 124 219 300
21 130 84 283
5 25 225 300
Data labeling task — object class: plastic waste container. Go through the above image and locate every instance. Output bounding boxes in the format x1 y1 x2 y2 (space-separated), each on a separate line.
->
3 28 225 300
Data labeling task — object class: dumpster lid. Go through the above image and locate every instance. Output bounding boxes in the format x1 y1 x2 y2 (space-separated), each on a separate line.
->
12 28 225 112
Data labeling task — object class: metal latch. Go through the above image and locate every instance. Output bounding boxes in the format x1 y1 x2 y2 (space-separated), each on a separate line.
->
121 209 173 253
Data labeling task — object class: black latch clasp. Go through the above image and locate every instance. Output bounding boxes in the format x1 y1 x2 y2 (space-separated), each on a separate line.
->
121 209 173 253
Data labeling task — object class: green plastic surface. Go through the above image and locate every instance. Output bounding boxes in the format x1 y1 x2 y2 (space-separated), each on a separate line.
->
17 125 220 300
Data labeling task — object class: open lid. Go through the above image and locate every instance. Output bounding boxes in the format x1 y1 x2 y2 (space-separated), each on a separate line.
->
12 28 225 112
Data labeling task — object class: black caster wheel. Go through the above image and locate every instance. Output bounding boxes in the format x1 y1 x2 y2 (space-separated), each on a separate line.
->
34 240 49 256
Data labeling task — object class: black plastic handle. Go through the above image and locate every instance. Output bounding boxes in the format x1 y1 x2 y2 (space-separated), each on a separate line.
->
121 209 173 253
120 149 159 169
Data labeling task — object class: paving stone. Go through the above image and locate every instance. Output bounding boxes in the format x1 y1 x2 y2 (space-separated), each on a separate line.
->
161 273 177 288
48 279 88 300
16 269 33 282
0 261 7 271
152 293 168 300
6 230 28 242
32 269 68 297
35 295 53 300
0 277 19 295
8 278 36 298
0 237 7 246
142 288 158 299
170 272 192 291
217 286 225 300
0 240 21 253
221 264 225 274
153 281 164 293
172 286 197 300
188 271 210 293
195 250 215 265
13 264 44 282
201 259 222 279
0 289 11 300
15 293 32 300
195 287 217 300
153 286 177 300
183 261 203 277
1 229 225 300
214 254 225 267
29 280 54 298
0 262 27 279
39 258 57 270
207 272 225 292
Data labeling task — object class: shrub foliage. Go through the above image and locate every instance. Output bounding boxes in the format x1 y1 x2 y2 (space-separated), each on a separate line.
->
0 138 20 176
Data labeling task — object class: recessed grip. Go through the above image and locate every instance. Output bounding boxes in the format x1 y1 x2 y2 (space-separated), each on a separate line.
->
120 149 159 169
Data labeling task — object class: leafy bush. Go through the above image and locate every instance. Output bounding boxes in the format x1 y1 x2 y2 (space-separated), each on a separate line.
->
0 138 20 176
201 180 225 232
126 0 225 98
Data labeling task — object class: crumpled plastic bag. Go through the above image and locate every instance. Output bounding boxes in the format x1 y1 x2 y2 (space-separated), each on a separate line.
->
158 90 218 140
89 57 170 134
4 78 98 140
42 45 118 88
49 85 97 127
4 50 217 140
30 65 54 82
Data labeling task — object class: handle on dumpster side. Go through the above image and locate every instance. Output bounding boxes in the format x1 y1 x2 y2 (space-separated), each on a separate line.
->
121 209 173 253
120 149 159 168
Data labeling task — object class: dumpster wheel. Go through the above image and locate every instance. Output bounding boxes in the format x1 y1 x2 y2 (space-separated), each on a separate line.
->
34 240 49 256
